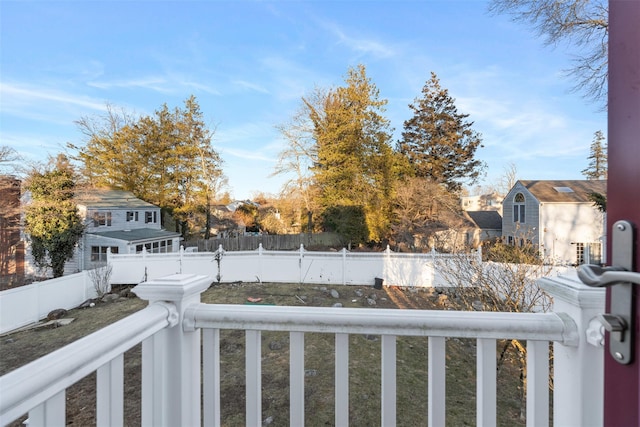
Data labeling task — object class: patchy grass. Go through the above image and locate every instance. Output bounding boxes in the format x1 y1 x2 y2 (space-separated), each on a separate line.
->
0 283 527 426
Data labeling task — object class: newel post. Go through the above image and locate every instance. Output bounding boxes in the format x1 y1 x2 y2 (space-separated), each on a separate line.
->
537 273 606 427
133 274 212 427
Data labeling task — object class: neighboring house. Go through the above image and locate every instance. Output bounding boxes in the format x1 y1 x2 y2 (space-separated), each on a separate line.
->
461 192 504 215
23 189 181 278
208 204 241 238
502 180 606 265
463 210 503 247
75 190 181 270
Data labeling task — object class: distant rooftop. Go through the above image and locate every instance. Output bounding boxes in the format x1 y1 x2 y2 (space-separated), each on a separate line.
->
465 211 503 230
89 228 180 243
75 189 157 209
517 180 606 203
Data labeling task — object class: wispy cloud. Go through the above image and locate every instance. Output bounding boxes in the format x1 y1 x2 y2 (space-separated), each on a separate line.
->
322 21 395 58
1 83 107 112
232 80 270 94
88 75 221 96
220 146 277 163
87 76 173 93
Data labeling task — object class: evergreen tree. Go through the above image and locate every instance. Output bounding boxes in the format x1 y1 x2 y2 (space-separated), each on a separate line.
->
582 130 607 180
309 64 396 243
70 96 224 238
398 72 485 192
24 156 84 277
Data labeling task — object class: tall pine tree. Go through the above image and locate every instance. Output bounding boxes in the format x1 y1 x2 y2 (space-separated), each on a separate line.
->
70 96 224 238
310 64 396 243
581 130 607 180
398 72 485 192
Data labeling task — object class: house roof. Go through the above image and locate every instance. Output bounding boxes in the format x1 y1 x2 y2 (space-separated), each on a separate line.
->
517 180 607 203
89 228 180 243
465 211 503 230
75 189 157 209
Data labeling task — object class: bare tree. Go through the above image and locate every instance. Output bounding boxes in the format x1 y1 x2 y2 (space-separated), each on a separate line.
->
391 177 469 252
272 87 324 231
490 0 609 105
498 162 518 195
436 239 552 419
87 263 113 297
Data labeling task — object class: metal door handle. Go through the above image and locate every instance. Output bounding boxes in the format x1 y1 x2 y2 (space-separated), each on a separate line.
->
577 220 635 364
577 264 640 287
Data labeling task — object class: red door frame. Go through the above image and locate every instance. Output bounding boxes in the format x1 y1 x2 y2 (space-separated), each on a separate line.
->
605 0 640 425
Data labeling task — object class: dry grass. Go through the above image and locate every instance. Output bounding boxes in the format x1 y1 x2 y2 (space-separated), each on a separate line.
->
0 283 527 426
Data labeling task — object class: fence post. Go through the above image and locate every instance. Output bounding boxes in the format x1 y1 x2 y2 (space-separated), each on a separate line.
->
342 248 347 285
133 274 212 427
384 245 391 284
299 244 305 284
258 243 264 282
537 272 606 427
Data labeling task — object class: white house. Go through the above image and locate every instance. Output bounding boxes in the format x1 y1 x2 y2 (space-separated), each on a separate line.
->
461 192 504 215
75 189 181 270
502 180 606 265
23 189 181 278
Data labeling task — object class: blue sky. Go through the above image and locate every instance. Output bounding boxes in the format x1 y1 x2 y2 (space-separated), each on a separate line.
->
1 0 606 199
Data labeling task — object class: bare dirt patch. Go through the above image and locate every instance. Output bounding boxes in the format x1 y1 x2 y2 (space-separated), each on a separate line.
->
0 283 526 426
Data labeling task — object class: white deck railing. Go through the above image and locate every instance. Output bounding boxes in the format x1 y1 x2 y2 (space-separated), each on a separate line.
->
0 273 606 427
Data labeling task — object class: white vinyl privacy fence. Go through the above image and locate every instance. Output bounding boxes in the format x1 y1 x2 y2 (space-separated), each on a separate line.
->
0 272 97 335
107 245 484 287
0 246 574 335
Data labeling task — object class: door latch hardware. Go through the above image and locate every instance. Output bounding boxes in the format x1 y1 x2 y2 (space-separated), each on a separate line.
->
577 220 636 365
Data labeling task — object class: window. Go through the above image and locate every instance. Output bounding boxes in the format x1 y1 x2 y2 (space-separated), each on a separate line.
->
93 212 112 227
575 243 585 265
126 211 138 222
588 243 603 265
553 186 574 193
513 193 525 223
145 211 158 224
91 246 118 262
576 242 603 265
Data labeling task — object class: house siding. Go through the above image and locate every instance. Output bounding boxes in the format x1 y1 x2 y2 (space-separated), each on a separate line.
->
83 208 162 233
502 180 606 264
540 203 604 264
502 183 540 245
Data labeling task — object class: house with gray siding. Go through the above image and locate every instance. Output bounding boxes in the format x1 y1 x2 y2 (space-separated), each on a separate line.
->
502 180 606 265
23 189 181 278
76 189 181 270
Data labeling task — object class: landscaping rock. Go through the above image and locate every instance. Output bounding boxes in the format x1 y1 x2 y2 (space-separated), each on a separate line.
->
268 341 284 351
47 309 68 320
330 289 340 298
332 303 343 307
472 300 484 311
119 287 135 298
102 293 120 303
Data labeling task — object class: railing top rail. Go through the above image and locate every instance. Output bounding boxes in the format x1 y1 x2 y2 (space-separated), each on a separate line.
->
0 303 177 424
185 303 578 346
